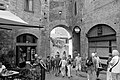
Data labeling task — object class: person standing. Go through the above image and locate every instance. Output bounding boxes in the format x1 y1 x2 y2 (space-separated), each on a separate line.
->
50 56 55 73
75 53 82 75
106 54 112 80
67 55 72 78
54 53 61 77
109 50 120 80
62 51 67 76
94 52 101 80
38 56 47 80
46 56 51 73
86 53 96 80
0 62 6 74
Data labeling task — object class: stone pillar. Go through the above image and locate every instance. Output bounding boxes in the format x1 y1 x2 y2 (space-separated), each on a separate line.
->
116 33 120 53
72 30 80 58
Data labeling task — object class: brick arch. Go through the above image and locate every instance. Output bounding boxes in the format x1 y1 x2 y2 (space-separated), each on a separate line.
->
87 24 116 37
16 32 39 39
17 33 38 39
86 22 118 35
49 24 72 37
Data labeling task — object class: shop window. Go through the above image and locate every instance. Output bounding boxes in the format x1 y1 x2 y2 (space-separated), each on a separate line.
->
24 0 34 12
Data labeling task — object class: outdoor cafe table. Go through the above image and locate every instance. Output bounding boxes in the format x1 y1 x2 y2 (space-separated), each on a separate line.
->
1 70 19 80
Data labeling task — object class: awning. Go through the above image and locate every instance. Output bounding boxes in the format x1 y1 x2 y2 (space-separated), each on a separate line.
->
0 10 43 30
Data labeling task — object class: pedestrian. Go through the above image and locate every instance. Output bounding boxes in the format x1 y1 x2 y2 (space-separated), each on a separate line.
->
54 53 61 77
67 55 72 78
62 51 68 76
75 53 82 75
38 56 47 80
109 50 120 80
86 53 96 80
106 54 112 80
94 52 102 80
46 56 51 73
59 57 67 77
50 56 55 73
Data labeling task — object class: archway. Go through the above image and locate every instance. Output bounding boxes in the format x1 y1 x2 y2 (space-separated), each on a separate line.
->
16 33 38 67
87 24 116 62
50 27 72 58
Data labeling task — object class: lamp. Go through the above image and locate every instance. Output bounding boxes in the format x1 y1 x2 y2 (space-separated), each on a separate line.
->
74 26 80 33
58 11 62 15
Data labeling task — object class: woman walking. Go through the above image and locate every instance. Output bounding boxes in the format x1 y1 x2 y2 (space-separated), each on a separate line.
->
86 53 96 80
109 50 120 80
106 54 112 80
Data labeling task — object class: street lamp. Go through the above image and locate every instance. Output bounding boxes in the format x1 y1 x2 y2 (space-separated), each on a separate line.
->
74 26 80 33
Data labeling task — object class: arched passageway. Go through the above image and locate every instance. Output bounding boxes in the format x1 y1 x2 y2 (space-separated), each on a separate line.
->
50 27 72 58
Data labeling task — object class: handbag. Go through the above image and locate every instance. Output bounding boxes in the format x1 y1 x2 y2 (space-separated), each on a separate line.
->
109 58 119 72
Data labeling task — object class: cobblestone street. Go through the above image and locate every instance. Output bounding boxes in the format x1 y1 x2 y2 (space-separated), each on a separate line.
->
46 69 106 80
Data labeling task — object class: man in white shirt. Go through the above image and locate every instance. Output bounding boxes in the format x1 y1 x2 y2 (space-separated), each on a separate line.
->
94 52 101 80
59 57 67 77
75 53 82 75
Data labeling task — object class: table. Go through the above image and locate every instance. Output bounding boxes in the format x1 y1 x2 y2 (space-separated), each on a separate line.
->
0 70 19 80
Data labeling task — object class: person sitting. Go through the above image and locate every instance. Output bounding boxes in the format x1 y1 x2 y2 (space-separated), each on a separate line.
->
0 62 6 75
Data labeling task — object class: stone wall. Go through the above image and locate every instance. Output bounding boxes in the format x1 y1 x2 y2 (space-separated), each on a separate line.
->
81 0 120 56
5 0 45 56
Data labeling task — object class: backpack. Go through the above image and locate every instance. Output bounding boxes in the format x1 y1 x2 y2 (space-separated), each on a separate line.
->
86 57 93 66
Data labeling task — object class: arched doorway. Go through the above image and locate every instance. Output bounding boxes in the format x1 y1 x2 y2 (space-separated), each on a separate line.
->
16 33 38 66
87 24 116 61
50 27 72 58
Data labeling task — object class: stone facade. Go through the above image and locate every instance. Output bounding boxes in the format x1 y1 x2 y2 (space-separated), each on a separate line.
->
82 0 120 56
1 0 120 59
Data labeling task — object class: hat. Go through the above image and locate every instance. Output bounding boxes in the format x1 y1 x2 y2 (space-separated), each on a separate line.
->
112 50 119 56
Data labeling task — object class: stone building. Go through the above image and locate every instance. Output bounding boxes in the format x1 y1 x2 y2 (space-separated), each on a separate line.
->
48 0 120 60
0 0 120 66
82 0 120 59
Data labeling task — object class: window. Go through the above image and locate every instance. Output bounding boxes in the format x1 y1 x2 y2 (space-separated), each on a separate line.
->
17 34 37 43
97 26 102 36
24 0 34 12
75 2 77 16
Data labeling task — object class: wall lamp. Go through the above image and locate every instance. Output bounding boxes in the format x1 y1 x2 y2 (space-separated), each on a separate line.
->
74 26 80 33
58 11 62 15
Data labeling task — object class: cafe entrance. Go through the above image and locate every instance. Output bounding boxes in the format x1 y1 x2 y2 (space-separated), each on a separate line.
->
16 33 38 67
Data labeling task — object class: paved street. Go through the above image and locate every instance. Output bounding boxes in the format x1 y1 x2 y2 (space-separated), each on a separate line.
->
46 69 106 80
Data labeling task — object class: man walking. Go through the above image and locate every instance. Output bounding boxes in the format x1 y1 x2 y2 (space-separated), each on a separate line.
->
75 53 82 75
54 53 61 76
